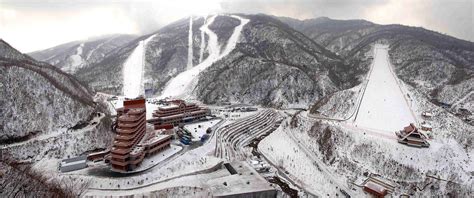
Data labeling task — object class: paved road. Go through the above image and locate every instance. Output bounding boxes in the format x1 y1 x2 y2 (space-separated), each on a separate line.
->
215 109 281 161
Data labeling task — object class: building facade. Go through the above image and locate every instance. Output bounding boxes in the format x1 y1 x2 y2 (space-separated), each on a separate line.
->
148 100 210 129
108 98 172 173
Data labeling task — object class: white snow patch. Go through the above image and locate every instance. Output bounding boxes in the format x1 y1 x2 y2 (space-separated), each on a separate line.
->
65 43 84 73
354 44 416 132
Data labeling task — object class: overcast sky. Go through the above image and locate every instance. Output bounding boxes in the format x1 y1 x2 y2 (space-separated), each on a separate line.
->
1 0 472 53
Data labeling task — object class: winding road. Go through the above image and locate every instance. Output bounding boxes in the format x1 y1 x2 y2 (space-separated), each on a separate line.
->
214 109 282 161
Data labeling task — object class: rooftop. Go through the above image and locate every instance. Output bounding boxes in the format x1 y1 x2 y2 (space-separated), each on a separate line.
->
158 104 179 110
207 161 276 197
143 134 171 145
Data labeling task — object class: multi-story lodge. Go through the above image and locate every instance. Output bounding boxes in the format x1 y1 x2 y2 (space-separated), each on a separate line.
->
108 98 172 172
148 100 210 129
395 123 430 148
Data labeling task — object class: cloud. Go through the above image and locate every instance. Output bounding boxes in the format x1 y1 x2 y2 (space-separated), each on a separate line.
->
0 0 472 52
363 0 473 41
0 3 138 52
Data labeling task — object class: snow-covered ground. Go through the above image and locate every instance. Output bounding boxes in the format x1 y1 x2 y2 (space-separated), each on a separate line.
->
160 15 250 99
279 105 473 196
85 153 221 189
259 119 355 197
183 119 220 141
354 44 416 132
452 90 473 108
122 34 156 98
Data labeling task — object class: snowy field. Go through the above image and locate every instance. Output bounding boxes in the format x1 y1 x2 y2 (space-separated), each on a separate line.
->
64 153 222 192
355 44 416 132
259 121 356 197
183 119 221 141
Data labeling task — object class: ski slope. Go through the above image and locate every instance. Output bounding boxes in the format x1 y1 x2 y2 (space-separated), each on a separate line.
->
354 44 416 132
187 16 193 70
65 43 84 73
122 34 156 98
160 15 250 99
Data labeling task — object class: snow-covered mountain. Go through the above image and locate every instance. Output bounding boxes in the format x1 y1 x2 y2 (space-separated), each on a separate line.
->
280 17 474 118
30 14 472 113
71 14 368 108
193 14 370 108
0 39 111 150
71 18 195 95
2 13 473 197
271 17 473 196
28 34 136 73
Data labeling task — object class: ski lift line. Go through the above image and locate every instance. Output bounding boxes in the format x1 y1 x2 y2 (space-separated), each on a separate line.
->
451 90 474 108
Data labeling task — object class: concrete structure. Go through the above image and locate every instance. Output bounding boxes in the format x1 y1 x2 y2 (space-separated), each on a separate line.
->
207 161 277 198
87 149 109 162
148 100 210 129
107 98 172 173
60 156 88 172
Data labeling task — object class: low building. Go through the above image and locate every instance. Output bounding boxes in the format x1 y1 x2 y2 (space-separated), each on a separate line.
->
207 161 277 198
363 181 387 198
60 156 88 172
395 123 430 147
242 107 258 112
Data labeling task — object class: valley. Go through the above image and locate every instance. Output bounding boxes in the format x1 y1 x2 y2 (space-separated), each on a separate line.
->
1 11 473 198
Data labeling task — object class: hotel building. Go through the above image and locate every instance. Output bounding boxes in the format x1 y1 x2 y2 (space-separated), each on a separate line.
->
108 98 172 172
148 100 210 129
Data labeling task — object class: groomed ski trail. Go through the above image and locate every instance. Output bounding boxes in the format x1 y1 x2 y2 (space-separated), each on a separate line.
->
122 34 156 98
160 15 249 99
